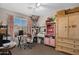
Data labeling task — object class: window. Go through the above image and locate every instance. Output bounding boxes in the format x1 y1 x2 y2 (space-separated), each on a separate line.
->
14 17 27 36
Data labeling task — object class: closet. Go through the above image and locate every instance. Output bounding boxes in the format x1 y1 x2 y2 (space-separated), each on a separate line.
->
56 7 79 54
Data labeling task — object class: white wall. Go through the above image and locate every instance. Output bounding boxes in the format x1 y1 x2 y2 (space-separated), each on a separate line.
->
37 4 79 27
0 8 30 39
37 12 54 27
37 16 46 26
37 9 57 36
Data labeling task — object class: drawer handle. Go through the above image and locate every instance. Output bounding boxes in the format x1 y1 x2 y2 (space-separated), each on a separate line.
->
65 26 67 28
73 50 75 52
72 25 77 28
69 26 71 28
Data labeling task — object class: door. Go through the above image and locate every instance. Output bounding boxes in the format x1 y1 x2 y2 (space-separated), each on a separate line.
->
69 12 79 39
57 15 68 39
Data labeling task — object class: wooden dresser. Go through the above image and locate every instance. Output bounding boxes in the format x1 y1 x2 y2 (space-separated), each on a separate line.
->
56 7 79 54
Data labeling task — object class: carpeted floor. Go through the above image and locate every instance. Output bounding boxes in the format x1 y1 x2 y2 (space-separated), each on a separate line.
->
11 44 68 55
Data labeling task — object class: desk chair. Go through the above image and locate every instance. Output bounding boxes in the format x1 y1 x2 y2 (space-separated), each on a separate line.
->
23 34 33 49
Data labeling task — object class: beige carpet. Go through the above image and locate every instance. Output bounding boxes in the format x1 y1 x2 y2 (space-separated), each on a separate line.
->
11 44 68 55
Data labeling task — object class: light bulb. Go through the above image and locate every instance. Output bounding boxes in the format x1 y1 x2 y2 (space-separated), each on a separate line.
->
37 3 41 7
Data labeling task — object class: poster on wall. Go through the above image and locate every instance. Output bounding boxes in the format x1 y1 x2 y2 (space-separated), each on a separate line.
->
8 15 27 37
14 17 27 36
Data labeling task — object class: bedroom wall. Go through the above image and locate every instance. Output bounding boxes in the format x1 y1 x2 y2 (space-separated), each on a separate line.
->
37 12 55 27
0 8 32 38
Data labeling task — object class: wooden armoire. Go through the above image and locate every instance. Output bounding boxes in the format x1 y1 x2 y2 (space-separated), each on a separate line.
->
56 7 79 54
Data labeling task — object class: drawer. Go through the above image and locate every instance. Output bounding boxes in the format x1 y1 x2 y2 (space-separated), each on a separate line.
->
56 45 74 54
75 40 79 45
57 39 74 44
74 50 79 55
56 41 74 49
44 37 50 45
75 45 79 50
63 39 74 44
56 38 64 41
50 39 55 47
61 47 74 54
56 45 63 51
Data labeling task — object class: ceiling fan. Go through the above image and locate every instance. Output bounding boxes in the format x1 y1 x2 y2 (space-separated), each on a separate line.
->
27 3 48 9
27 3 50 16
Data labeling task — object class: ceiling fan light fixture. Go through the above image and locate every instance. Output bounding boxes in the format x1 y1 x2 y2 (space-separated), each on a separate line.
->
36 3 41 7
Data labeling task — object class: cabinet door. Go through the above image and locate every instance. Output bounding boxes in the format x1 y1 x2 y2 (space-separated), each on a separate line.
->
44 37 50 45
69 12 79 39
50 39 55 47
57 15 68 39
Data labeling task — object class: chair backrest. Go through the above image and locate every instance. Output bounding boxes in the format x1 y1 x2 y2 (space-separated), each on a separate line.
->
20 35 28 44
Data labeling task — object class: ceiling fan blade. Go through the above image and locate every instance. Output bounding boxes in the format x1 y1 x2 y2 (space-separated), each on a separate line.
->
40 3 53 8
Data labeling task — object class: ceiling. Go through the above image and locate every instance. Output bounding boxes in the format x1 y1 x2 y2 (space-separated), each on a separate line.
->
0 3 79 16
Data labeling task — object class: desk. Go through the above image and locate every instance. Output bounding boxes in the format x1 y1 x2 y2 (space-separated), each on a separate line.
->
17 35 27 48
17 36 22 48
0 41 16 55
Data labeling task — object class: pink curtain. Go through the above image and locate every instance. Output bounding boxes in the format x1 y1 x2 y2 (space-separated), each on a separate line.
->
8 15 14 37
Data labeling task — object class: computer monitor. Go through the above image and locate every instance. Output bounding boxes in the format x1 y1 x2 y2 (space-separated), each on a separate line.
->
0 34 3 46
19 30 23 35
